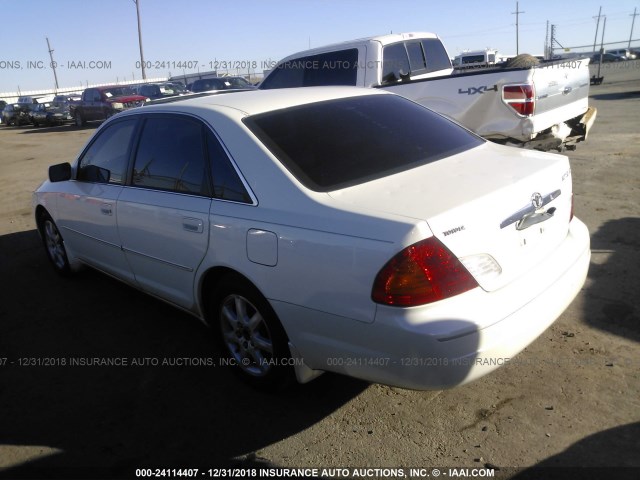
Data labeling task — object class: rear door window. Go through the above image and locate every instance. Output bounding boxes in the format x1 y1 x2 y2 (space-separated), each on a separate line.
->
382 43 410 84
421 38 452 73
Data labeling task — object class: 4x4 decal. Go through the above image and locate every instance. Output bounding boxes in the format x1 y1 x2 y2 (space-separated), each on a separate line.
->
458 85 498 95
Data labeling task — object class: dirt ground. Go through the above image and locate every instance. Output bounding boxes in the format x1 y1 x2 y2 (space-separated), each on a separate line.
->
0 67 639 480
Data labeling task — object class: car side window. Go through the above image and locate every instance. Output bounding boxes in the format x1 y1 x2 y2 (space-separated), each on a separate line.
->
406 41 427 74
421 38 452 73
382 43 410 84
207 130 251 203
77 119 137 185
132 116 209 196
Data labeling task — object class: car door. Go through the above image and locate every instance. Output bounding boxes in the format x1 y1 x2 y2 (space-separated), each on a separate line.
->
54 117 138 282
116 114 212 310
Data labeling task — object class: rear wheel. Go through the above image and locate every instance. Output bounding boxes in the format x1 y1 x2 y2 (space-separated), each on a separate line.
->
39 212 71 276
210 274 293 390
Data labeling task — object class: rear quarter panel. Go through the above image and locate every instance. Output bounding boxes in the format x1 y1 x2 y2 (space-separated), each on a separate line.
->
380 68 535 139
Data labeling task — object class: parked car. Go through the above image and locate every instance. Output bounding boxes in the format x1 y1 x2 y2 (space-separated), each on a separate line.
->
70 86 148 127
34 87 590 390
2 103 31 126
605 48 636 60
17 96 38 105
591 53 626 63
0 101 6 124
190 76 255 93
134 82 190 100
29 103 50 126
29 98 76 127
50 95 81 125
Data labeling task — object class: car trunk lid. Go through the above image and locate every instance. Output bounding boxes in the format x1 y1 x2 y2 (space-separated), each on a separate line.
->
328 142 574 292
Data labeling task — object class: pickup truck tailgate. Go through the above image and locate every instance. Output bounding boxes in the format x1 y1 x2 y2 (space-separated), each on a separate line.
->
529 60 590 133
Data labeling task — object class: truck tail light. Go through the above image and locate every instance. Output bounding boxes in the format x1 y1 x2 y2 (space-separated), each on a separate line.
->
502 84 535 116
372 237 479 307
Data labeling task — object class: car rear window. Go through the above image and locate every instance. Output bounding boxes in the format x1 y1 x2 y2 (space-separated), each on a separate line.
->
244 94 483 191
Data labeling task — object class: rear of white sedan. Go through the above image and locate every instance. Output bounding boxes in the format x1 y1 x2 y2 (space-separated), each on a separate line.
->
33 87 590 390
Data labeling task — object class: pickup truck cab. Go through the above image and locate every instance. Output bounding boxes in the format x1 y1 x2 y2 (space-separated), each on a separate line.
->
71 86 148 127
260 32 596 151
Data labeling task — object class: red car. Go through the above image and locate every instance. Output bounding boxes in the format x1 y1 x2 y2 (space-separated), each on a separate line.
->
71 86 148 126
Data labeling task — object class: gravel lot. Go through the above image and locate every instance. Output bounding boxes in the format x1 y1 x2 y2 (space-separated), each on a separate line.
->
0 66 639 480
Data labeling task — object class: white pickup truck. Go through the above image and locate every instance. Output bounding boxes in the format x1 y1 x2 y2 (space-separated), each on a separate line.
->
260 32 597 151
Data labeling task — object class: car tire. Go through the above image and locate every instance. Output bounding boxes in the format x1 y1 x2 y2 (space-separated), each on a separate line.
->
209 274 294 390
75 112 85 127
38 212 72 276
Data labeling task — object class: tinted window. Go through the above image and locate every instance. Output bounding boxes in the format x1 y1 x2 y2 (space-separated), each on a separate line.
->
406 41 427 73
422 38 452 73
245 95 483 192
77 119 137 184
260 49 358 89
382 43 410 84
207 131 251 203
132 116 209 195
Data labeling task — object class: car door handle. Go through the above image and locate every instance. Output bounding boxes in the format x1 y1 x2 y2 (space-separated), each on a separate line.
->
100 203 112 216
182 217 204 233
562 86 573 95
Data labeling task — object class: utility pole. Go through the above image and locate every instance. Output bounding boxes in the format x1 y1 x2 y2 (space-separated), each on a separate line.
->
597 16 607 78
593 6 602 55
512 1 525 55
544 21 549 59
630 7 639 49
46 37 59 91
133 0 147 80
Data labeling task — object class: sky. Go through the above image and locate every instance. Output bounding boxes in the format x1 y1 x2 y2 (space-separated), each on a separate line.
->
1 0 639 94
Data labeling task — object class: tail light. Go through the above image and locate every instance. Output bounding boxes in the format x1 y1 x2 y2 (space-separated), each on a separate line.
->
372 237 479 307
502 84 535 116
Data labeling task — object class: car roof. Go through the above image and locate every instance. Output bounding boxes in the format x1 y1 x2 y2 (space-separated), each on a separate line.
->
132 86 388 117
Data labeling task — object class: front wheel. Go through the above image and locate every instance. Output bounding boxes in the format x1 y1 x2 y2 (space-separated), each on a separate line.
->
75 111 85 127
210 275 294 390
39 212 71 276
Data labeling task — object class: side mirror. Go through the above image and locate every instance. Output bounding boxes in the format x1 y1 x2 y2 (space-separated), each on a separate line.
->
48 163 72 182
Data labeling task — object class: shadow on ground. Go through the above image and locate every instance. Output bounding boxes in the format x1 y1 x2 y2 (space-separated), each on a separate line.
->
583 217 640 342
590 91 640 101
0 230 368 478
512 422 640 480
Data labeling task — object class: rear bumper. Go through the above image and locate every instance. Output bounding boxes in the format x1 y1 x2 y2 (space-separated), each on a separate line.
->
496 107 597 151
278 218 590 390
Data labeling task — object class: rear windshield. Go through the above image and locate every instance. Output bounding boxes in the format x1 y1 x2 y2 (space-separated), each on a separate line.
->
244 94 483 191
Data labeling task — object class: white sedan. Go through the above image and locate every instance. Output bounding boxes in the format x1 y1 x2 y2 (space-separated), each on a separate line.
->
33 87 590 390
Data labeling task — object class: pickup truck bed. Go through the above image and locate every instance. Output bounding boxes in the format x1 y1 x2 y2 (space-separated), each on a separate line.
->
260 32 597 151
